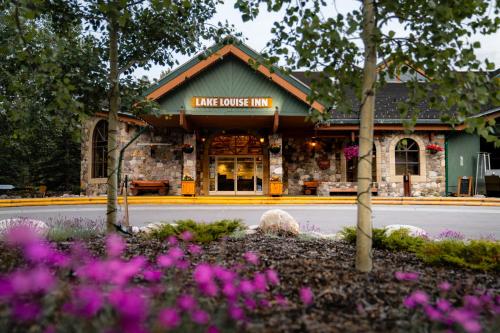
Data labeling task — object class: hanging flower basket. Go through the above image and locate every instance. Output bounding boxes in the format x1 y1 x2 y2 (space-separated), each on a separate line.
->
182 144 194 154
426 144 443 154
343 145 359 161
269 144 281 154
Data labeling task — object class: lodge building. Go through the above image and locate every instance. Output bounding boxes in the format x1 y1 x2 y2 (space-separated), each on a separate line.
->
80 39 500 197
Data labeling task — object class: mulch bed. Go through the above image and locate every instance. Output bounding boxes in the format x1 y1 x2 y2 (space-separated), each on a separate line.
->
1 234 498 332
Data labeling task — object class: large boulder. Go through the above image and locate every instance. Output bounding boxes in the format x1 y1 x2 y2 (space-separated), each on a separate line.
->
0 218 48 236
384 224 428 238
259 209 300 236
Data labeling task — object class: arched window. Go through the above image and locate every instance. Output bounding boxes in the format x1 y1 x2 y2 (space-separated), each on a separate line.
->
92 120 108 178
395 138 420 175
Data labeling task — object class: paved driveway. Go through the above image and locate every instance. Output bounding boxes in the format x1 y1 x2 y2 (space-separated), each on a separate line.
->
0 204 499 239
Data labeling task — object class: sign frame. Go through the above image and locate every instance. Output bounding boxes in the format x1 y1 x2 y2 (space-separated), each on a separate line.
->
191 96 273 109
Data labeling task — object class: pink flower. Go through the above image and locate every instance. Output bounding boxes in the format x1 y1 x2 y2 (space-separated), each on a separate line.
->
106 234 126 257
243 251 259 265
191 309 210 324
436 298 452 312
188 244 202 255
175 259 189 270
207 325 220 333
177 294 197 312
194 264 214 284
424 305 442 321
143 269 162 282
5 226 41 247
158 307 181 329
299 287 314 305
244 298 257 310
439 281 452 292
275 294 288 307
9 267 55 295
213 266 235 283
157 255 175 268
239 279 254 295
199 282 218 297
12 301 40 321
180 231 193 242
222 282 238 300
167 235 178 246
265 269 280 285
464 295 481 309
462 320 482 333
253 273 267 292
108 289 148 321
449 308 477 324
167 247 184 260
228 305 245 321
66 286 103 318
394 271 419 282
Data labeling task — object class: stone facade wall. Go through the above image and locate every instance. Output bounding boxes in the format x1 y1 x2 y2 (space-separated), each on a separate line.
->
269 134 283 181
81 117 183 196
283 133 446 197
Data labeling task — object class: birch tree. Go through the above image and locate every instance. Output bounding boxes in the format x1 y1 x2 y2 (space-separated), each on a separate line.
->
235 0 500 272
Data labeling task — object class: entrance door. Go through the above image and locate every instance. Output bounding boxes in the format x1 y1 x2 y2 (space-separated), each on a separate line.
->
210 156 263 195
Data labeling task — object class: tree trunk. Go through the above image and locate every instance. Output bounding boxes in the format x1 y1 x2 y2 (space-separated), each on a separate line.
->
356 0 377 272
106 18 120 233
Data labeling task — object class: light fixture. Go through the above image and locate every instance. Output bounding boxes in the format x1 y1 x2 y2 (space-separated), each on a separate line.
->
311 142 317 147
201 137 206 142
259 137 265 143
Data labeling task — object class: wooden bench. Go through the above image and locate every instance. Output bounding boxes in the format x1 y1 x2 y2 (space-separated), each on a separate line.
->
329 187 378 196
303 181 320 195
130 180 169 196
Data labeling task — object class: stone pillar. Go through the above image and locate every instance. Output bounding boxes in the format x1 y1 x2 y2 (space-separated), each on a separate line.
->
182 133 197 181
269 134 283 181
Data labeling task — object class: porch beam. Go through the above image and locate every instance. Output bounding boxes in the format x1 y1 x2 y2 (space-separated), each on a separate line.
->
272 109 280 133
179 109 191 132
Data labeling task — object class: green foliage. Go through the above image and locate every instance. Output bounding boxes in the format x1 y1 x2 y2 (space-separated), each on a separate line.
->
417 239 500 271
340 226 499 271
148 219 246 244
234 0 500 142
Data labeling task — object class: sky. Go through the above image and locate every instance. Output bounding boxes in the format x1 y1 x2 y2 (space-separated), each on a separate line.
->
133 1 500 81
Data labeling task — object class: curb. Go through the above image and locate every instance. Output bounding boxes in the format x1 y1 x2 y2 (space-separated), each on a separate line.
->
1 196 500 208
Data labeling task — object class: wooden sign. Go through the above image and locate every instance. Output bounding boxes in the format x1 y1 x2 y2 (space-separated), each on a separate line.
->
457 176 473 196
191 97 272 108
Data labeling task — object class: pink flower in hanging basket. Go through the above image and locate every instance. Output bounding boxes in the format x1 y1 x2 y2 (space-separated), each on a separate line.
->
343 145 359 161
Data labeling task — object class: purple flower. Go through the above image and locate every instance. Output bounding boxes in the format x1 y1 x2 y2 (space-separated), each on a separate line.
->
157 255 175 268
12 301 41 321
180 231 193 242
199 282 218 297
167 235 178 246
213 266 235 283
106 234 126 257
108 289 148 322
239 279 254 295
244 298 257 310
464 295 481 309
275 294 288 307
437 229 465 240
253 273 267 292
243 251 259 265
143 269 162 282
207 325 220 333
436 298 452 312
266 269 280 285
158 307 181 329
424 305 442 321
449 308 477 325
299 287 314 305
167 247 184 260
191 309 210 325
175 259 189 270
439 281 452 292
66 286 103 318
228 305 245 321
177 294 197 312
10 267 55 295
5 225 41 247
222 282 238 300
394 271 419 282
462 320 482 333
188 244 202 255
194 264 214 284
403 290 429 309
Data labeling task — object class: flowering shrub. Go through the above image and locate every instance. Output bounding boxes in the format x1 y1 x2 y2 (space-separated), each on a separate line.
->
343 145 359 161
426 144 444 153
437 229 465 241
0 226 298 333
400 276 499 333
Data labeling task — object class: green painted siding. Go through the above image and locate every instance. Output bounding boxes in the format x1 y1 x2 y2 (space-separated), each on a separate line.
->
157 56 311 116
446 133 480 195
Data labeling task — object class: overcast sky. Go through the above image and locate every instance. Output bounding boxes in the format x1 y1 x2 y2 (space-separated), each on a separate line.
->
133 1 500 81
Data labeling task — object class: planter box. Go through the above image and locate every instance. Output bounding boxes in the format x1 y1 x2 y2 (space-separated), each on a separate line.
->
181 181 195 196
269 181 283 196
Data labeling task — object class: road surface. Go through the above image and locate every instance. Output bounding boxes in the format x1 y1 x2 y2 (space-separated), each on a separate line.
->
1 204 499 239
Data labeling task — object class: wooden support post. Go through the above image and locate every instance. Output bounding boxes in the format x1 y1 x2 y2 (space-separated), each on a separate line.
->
179 109 191 132
123 175 130 227
273 108 280 133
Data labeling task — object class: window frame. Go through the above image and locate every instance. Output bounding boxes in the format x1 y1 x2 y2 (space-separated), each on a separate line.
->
91 120 108 179
394 138 420 176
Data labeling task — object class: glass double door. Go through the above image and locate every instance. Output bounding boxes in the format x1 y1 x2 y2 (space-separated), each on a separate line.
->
209 156 263 195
